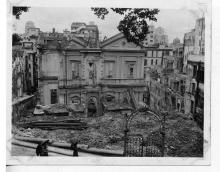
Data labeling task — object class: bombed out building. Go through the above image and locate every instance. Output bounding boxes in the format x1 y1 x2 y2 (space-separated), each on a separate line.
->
37 22 174 116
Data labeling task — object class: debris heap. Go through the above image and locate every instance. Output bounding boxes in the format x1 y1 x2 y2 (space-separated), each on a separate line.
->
20 119 88 130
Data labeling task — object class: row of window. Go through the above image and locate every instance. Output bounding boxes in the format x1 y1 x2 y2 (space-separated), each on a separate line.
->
144 59 159 66
146 51 163 57
70 59 162 79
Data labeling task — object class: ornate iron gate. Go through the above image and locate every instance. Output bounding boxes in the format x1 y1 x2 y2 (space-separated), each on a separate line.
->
143 138 162 157
126 134 144 157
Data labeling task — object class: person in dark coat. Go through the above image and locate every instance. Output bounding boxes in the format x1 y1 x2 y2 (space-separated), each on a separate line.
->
70 139 79 157
36 140 50 156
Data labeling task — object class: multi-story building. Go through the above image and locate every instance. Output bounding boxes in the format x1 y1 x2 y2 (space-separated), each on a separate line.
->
143 47 173 83
12 45 25 99
183 29 195 73
164 40 185 113
21 21 40 94
37 21 177 117
154 27 168 46
146 18 204 126
70 21 99 48
172 37 180 45
148 64 187 114
145 47 177 113
184 55 204 117
194 18 205 55
143 25 155 47
24 21 35 33
181 17 205 127
143 25 169 47
12 21 41 99
172 42 184 73
37 26 146 116
158 55 186 113
183 18 205 71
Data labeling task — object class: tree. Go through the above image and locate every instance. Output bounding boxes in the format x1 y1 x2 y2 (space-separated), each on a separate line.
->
91 8 160 46
12 33 22 45
13 6 29 19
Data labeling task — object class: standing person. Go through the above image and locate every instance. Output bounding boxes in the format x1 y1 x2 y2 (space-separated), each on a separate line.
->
36 140 51 156
70 139 79 157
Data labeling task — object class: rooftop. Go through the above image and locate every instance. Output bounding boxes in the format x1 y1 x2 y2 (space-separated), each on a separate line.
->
188 54 204 63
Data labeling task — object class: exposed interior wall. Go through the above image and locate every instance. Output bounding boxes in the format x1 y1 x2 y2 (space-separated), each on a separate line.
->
40 82 58 105
41 52 60 77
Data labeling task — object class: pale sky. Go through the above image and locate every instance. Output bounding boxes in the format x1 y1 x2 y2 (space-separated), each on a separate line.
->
13 7 203 43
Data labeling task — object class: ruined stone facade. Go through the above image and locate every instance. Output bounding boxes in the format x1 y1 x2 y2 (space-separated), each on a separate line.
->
38 26 179 116
37 32 145 115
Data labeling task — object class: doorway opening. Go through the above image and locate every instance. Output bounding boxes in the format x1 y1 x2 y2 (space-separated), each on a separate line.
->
87 97 97 117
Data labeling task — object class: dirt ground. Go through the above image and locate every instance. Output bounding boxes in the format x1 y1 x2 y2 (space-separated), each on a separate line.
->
13 110 204 157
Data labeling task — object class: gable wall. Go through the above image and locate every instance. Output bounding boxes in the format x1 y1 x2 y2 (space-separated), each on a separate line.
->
102 37 142 50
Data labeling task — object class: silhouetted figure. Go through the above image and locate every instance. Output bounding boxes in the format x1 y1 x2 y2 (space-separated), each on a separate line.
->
36 140 50 156
70 139 78 157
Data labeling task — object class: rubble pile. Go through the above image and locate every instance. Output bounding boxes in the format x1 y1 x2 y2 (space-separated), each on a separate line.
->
19 113 79 123
20 119 88 130
14 109 203 156
77 113 125 149
164 116 203 157
34 103 86 116
68 103 84 113
103 101 132 111
35 104 69 116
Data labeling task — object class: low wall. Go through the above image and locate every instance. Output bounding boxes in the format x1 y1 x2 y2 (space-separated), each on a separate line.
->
12 94 37 124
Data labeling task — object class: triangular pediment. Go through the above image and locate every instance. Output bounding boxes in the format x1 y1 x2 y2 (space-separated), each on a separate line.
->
65 40 85 49
65 36 87 49
101 33 142 50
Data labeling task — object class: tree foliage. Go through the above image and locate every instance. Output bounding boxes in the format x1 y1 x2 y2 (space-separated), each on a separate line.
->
12 33 22 45
91 8 160 46
13 6 29 19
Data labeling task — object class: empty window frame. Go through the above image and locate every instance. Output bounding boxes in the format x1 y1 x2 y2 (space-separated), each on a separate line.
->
153 51 157 57
104 61 115 78
71 61 81 79
144 59 148 66
157 51 162 57
126 62 136 78
129 65 134 78
147 51 152 57
50 89 57 104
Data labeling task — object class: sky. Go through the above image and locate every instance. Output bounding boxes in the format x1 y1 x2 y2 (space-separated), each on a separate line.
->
12 7 203 43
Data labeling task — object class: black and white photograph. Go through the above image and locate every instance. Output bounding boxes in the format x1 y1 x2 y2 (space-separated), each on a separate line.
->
6 0 211 166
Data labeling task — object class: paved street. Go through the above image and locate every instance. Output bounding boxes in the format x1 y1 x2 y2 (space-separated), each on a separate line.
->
11 145 102 157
